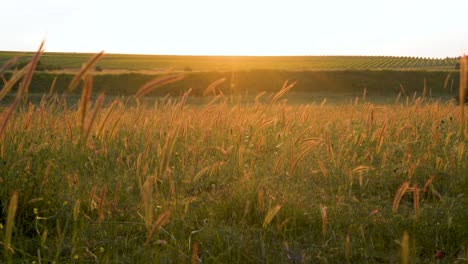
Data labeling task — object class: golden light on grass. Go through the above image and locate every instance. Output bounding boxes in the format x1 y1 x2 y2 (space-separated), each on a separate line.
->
0 46 466 262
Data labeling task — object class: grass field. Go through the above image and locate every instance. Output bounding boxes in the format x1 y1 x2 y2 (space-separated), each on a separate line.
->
0 51 461 71
0 50 467 263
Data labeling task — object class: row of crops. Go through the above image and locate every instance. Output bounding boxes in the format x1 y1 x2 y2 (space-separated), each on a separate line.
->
0 51 461 71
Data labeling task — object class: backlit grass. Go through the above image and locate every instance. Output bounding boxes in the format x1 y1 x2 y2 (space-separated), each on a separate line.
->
0 51 467 263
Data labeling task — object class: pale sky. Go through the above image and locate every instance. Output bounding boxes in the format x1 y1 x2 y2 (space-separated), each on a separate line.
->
2 0 467 57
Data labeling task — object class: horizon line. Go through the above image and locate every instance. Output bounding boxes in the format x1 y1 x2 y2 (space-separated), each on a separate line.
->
0 49 462 59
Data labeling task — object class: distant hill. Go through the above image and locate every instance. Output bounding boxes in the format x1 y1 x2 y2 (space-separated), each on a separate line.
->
0 51 460 72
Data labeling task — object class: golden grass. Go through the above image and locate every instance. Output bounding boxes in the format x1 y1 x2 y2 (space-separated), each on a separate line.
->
0 47 466 262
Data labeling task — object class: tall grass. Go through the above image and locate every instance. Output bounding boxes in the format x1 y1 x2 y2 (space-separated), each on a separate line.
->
0 48 466 262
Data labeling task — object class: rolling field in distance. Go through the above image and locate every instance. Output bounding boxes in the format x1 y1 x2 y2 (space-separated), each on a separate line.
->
0 50 467 262
0 51 463 102
0 51 461 71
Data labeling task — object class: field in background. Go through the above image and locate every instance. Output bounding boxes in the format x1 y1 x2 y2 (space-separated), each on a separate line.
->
0 51 460 71
1 51 462 103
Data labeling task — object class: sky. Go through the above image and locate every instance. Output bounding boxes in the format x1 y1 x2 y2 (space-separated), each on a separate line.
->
1 0 468 57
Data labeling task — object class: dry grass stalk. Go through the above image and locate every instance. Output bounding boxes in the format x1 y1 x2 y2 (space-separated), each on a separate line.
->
255 91 267 105
263 204 282 228
459 55 467 139
320 205 328 239
73 200 81 222
289 138 321 175
193 166 211 183
145 210 172 245
79 75 93 133
83 93 105 144
443 72 452 90
423 177 433 193
0 57 18 74
158 125 180 180
135 74 184 97
0 67 28 101
271 80 296 104
273 156 283 176
375 119 387 154
68 51 104 92
47 77 58 96
258 118 276 130
3 191 18 259
258 189 265 214
345 229 351 263
0 95 20 140
96 101 117 139
98 184 107 223
141 176 155 230
191 242 199 264
413 183 420 219
203 77 226 96
350 165 370 187
318 160 328 178
401 231 409 264
19 41 45 102
392 181 410 213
